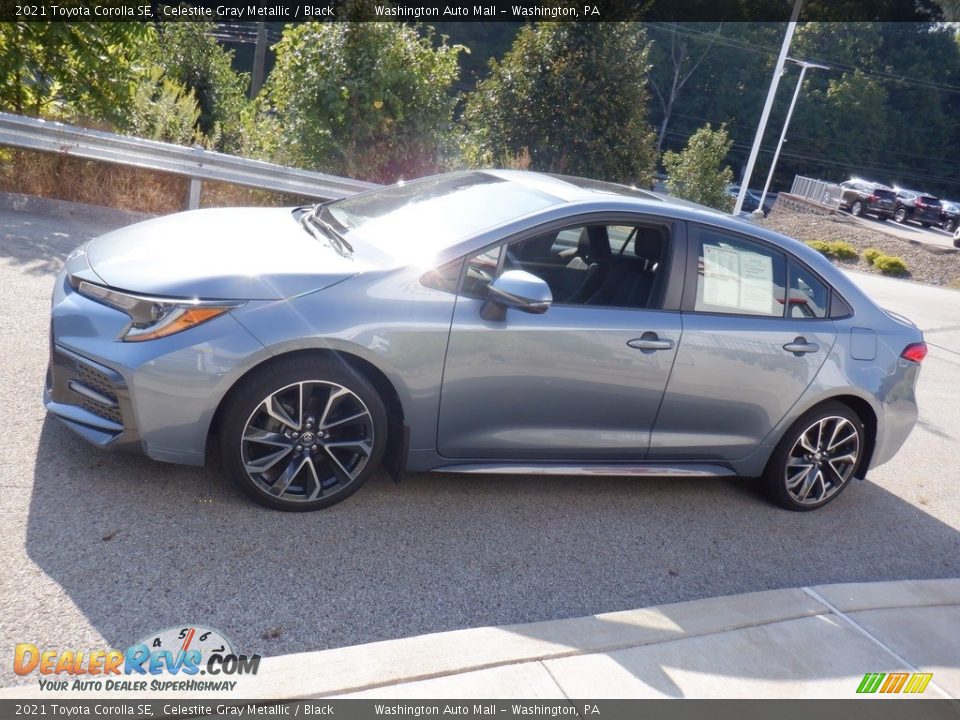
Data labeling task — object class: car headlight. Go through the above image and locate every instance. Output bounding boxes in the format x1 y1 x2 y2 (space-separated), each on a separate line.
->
76 281 243 342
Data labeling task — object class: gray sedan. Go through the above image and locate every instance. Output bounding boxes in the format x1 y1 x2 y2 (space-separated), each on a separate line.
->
46 170 926 511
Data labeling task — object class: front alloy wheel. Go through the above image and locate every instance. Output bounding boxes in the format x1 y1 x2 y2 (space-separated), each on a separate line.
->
851 200 864 217
894 207 907 223
763 402 863 511
219 356 387 510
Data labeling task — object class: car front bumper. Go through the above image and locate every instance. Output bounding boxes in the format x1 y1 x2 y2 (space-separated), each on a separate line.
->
45 269 270 466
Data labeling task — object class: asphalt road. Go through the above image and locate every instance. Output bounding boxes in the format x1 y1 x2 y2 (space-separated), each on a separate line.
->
1 205 958 689
847 210 958 250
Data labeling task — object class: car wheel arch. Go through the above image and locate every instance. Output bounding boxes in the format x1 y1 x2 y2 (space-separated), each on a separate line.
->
784 394 878 480
207 348 408 475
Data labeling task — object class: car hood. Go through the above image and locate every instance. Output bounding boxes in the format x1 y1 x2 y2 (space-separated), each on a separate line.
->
81 207 360 300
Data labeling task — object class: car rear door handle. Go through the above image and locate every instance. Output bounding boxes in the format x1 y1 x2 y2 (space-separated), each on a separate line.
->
627 333 674 351
783 337 820 355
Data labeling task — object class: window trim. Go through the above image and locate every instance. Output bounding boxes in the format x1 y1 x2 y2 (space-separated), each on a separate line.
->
452 212 687 313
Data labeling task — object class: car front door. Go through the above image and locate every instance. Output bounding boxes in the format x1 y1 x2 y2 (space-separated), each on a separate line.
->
437 217 685 461
649 224 838 462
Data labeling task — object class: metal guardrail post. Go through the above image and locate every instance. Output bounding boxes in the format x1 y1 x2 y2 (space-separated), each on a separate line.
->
186 145 203 210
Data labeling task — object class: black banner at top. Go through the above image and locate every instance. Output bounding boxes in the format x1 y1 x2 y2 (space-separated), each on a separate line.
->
0 0 952 23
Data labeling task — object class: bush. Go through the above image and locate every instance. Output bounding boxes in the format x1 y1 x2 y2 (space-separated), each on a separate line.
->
462 22 656 186
264 20 463 183
872 255 909 276
805 240 858 260
663 124 734 211
863 248 883 265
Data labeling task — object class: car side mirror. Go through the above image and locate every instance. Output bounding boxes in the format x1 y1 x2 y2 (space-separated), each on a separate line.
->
480 270 552 322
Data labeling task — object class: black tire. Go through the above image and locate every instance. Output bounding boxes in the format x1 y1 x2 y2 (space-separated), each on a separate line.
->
761 401 864 512
944 218 957 234
218 355 388 511
894 207 908 223
850 200 864 217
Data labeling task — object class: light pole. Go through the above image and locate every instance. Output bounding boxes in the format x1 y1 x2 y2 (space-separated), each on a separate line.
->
734 0 803 216
754 59 830 217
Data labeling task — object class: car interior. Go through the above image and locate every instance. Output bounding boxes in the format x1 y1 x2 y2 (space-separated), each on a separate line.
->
499 223 669 309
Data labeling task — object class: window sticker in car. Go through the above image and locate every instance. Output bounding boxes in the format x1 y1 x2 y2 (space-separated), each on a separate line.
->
702 244 774 314
702 245 740 308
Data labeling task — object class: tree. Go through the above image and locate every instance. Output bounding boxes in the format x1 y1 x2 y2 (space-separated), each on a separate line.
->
263 21 463 182
663 124 734 211
0 22 148 123
646 22 723 153
140 23 251 153
120 68 202 146
463 22 657 187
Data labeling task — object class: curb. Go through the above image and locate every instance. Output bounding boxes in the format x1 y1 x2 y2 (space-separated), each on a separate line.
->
2 578 957 700
0 191 155 226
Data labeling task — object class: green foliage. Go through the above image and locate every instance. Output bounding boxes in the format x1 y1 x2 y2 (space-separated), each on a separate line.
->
663 124 734 211
805 240 859 260
463 22 656 187
0 22 148 123
863 247 883 264
119 68 201 146
263 20 463 183
139 23 250 153
872 254 909 275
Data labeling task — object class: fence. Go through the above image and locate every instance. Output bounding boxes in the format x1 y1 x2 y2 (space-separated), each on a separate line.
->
0 112 380 209
789 176 842 210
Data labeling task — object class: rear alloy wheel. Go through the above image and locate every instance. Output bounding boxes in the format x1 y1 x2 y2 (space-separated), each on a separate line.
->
219 356 387 511
850 200 864 217
894 207 908 223
944 218 957 233
762 402 863 511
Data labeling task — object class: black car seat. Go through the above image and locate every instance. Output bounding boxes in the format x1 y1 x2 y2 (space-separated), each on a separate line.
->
561 226 611 303
586 225 665 308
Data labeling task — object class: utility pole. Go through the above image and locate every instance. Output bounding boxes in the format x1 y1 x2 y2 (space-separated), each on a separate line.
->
733 0 803 216
250 21 267 99
755 59 830 216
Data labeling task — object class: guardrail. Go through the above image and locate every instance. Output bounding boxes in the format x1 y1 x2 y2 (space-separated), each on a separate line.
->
0 111 380 209
790 175 842 210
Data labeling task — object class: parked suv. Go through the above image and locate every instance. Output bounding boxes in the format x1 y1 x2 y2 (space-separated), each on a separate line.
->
939 200 959 233
893 189 942 227
839 180 897 221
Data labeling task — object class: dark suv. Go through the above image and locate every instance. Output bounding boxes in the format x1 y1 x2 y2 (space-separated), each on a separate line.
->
939 200 959 233
893 189 942 227
839 180 897 221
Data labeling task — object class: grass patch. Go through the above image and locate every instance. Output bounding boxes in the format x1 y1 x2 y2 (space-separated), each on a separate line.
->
805 239 858 260
872 254 909 276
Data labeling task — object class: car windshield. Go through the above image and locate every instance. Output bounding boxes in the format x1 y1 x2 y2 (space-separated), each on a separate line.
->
322 172 561 257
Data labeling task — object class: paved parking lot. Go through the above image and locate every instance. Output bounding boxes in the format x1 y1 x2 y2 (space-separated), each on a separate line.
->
1 204 958 689
847 211 957 250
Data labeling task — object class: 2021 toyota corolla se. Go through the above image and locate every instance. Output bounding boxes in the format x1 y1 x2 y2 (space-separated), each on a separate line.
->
45 170 925 511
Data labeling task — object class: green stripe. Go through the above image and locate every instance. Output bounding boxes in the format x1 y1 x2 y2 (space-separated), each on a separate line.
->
857 673 884 693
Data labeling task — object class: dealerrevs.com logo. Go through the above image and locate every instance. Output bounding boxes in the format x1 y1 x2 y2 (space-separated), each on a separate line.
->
14 626 260 692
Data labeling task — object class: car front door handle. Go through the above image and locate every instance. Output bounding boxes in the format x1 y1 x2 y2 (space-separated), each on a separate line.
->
627 333 674 351
783 337 820 355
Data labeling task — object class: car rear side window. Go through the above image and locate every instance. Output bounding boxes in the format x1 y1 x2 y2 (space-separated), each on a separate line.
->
694 230 786 317
787 261 829 319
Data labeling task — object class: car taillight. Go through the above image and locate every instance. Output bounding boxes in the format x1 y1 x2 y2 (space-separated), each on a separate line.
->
868 195 877 202
901 342 928 363
915 199 924 207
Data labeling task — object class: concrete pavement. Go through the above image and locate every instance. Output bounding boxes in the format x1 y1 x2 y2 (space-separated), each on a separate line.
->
3 579 958 699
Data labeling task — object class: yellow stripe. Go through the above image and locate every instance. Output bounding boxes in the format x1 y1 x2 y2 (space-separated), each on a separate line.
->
914 673 933 693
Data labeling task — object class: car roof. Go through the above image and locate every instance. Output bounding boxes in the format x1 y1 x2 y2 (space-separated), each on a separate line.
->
488 169 727 215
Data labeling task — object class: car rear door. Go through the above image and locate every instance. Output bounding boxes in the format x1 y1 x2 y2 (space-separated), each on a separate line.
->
437 216 685 461
649 224 838 462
